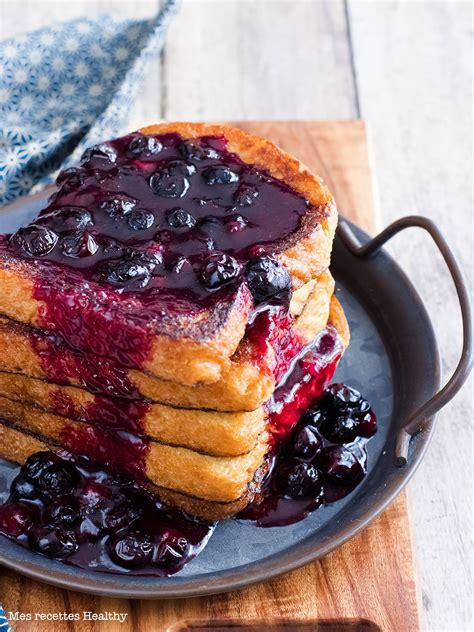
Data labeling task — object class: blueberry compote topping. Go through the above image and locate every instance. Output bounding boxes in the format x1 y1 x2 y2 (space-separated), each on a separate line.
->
238 383 377 527
0 452 214 575
4 132 314 366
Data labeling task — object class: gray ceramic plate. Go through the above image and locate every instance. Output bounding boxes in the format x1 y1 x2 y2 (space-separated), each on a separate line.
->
0 191 471 598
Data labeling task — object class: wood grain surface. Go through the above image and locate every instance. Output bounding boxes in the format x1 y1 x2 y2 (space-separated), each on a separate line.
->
0 121 420 632
0 3 472 630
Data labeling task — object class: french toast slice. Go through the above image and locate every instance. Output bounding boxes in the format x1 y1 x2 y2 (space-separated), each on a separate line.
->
0 123 337 386
0 298 349 519
0 272 335 412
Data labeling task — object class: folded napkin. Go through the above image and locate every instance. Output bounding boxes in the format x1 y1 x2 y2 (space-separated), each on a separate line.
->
0 0 178 205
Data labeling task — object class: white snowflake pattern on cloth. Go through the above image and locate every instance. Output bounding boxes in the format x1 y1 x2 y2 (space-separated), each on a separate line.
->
0 1 179 205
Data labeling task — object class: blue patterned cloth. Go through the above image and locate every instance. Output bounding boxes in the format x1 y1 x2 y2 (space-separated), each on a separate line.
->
0 0 178 205
0 607 10 632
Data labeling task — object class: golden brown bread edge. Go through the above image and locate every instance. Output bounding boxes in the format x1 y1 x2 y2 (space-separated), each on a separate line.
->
0 272 335 413
0 123 337 387
0 298 349 504
0 395 269 503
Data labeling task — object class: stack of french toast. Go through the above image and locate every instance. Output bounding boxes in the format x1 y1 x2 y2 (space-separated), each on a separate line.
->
0 123 348 521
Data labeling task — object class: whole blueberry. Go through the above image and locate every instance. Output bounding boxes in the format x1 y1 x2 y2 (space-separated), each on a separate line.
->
179 140 219 161
10 225 58 257
300 407 326 430
324 384 362 410
23 452 61 481
155 529 190 568
39 207 93 231
10 475 38 501
28 525 78 559
36 462 79 498
43 497 81 529
100 500 142 532
100 195 136 218
60 230 99 258
149 171 190 198
98 258 152 290
246 256 292 305
200 252 241 290
276 461 323 499
108 530 154 569
234 185 259 207
167 159 196 176
128 135 162 157
127 209 155 231
202 166 239 185
319 411 361 444
166 207 196 229
55 167 85 192
288 426 322 459
80 143 117 164
318 446 366 487
354 409 377 437
0 502 34 537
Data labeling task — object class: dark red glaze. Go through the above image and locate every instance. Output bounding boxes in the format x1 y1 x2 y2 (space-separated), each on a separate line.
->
29 328 143 399
268 326 342 442
0 452 214 576
26 301 301 407
59 425 149 481
4 131 314 368
50 390 150 436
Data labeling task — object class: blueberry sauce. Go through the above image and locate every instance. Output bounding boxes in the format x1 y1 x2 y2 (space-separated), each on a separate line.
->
238 383 377 527
0 452 214 575
0 383 376 574
3 132 322 368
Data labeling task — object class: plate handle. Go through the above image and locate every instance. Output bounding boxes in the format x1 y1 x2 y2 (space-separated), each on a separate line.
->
337 215 473 466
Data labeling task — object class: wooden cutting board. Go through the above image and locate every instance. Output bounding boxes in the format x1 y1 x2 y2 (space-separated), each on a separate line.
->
0 121 421 632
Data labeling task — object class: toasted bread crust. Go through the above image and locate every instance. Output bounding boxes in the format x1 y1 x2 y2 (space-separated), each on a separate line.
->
0 273 335 412
0 123 337 385
0 372 266 457
0 394 268 503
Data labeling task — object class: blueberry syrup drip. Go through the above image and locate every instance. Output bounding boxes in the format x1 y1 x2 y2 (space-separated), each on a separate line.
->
50 390 150 436
4 131 312 367
27 300 300 406
0 452 214 576
45 325 341 484
59 425 150 481
238 383 377 527
268 326 343 442
29 328 144 399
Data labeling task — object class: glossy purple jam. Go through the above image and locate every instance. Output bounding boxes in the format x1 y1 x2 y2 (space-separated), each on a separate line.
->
238 383 377 527
0 452 214 575
4 132 317 368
